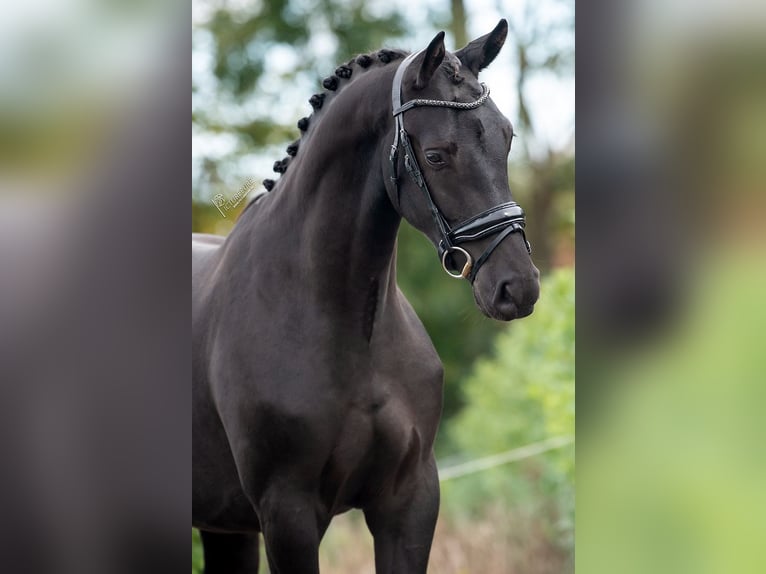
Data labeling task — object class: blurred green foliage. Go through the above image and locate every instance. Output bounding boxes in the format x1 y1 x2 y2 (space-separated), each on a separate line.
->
192 530 204 573
203 0 407 97
578 253 766 574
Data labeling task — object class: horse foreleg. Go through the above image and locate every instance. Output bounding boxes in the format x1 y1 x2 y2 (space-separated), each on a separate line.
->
364 457 440 574
200 530 260 574
258 490 324 574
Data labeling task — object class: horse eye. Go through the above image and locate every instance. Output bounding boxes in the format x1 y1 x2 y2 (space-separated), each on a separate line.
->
425 151 444 165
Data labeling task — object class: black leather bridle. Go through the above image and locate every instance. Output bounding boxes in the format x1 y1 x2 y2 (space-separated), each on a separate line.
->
389 51 531 283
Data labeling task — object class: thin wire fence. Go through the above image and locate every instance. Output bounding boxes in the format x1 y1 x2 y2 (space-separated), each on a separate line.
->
437 435 574 481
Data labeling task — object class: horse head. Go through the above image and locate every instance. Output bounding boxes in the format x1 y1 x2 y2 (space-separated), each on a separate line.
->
384 20 540 321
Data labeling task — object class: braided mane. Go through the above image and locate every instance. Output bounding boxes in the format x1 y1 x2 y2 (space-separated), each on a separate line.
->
259 49 407 194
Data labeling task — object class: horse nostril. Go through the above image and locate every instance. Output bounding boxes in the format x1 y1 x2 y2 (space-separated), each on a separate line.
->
494 281 518 311
501 282 514 303
497 278 539 310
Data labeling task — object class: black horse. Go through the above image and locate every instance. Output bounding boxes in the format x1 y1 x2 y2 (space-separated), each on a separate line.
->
192 20 539 573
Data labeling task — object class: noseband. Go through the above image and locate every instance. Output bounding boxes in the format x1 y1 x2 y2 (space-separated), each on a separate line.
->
389 51 531 283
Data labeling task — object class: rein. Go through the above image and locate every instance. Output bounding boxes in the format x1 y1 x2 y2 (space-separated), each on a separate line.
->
389 51 531 283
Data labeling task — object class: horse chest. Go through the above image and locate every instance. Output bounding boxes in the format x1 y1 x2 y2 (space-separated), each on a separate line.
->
320 334 443 509
197 285 444 519
321 379 440 512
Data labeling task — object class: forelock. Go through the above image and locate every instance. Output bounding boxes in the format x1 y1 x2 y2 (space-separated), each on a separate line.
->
442 52 464 84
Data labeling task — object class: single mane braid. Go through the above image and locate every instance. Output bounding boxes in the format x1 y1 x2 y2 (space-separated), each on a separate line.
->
356 54 373 68
272 158 289 174
309 93 325 110
377 49 401 64
259 47 408 193
335 65 352 79
322 76 339 91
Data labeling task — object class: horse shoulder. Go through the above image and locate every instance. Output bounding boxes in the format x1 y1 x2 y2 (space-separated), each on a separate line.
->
367 289 444 449
383 288 444 385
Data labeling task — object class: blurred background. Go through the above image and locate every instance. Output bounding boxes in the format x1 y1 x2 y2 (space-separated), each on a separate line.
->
0 1 189 573
577 0 766 573
192 0 574 572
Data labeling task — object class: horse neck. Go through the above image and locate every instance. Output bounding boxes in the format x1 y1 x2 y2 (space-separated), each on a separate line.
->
236 65 402 319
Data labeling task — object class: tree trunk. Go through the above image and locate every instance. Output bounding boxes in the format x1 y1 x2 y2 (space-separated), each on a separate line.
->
450 0 468 48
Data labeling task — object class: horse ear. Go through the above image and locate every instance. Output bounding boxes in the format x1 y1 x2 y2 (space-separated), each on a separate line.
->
415 31 446 89
455 19 508 76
